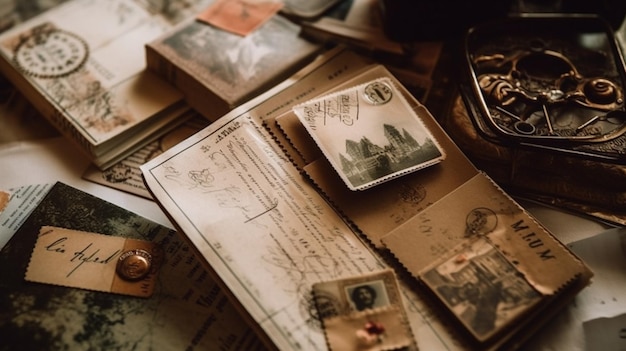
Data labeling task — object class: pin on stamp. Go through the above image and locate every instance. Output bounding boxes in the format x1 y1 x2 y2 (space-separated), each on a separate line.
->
116 248 153 281
312 269 417 350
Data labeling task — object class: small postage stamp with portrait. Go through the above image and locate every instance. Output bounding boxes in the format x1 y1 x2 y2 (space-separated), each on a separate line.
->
293 77 446 191
312 269 417 350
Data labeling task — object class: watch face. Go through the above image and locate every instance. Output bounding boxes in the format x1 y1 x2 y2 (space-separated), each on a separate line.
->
14 27 89 79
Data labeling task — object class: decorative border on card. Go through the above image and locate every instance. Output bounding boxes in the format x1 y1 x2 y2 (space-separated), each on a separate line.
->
312 269 418 350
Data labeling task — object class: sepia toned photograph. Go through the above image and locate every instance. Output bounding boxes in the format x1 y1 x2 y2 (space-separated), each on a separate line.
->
345 279 391 312
312 269 404 317
421 238 541 342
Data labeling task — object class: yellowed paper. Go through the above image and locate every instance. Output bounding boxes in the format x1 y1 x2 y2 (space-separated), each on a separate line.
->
141 49 465 351
26 226 159 297
382 173 591 295
0 0 206 169
141 48 593 350
382 173 592 342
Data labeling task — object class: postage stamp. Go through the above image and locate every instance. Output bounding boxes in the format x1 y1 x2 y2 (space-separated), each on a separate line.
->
312 269 417 350
293 77 446 191
420 237 542 342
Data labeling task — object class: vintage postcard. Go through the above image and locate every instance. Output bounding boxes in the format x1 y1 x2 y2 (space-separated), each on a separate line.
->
147 13 320 122
312 269 417 350
293 77 445 190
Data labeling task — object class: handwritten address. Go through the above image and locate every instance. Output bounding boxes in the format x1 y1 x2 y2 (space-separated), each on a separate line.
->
44 236 121 277
26 226 157 297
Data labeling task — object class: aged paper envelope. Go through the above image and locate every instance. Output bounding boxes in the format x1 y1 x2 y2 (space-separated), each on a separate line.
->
382 172 593 343
277 65 479 247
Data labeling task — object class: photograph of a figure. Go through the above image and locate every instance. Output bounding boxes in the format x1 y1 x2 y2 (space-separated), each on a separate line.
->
345 280 390 311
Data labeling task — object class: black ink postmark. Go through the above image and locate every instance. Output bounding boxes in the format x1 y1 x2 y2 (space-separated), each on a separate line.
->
311 289 342 320
399 183 426 204
363 80 392 105
465 207 498 237
13 24 89 79
103 163 132 183
300 292 324 331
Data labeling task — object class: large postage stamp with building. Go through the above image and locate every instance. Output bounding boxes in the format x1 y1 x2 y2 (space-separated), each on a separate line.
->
293 77 445 191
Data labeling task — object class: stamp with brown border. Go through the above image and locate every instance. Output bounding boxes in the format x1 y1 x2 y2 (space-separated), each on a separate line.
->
312 269 417 350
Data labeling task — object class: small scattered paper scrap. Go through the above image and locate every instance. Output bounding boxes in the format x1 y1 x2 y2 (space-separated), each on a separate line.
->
26 226 161 297
197 0 284 36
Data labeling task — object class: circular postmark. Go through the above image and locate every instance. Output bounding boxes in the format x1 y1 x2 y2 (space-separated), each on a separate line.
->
13 27 88 79
465 207 498 237
300 293 324 331
310 290 342 321
116 249 153 281
363 80 393 105
399 183 426 204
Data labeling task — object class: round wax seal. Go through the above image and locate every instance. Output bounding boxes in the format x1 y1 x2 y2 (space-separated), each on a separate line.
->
116 249 152 281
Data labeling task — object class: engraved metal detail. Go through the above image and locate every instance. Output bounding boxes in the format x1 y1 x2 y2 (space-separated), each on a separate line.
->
116 249 153 281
